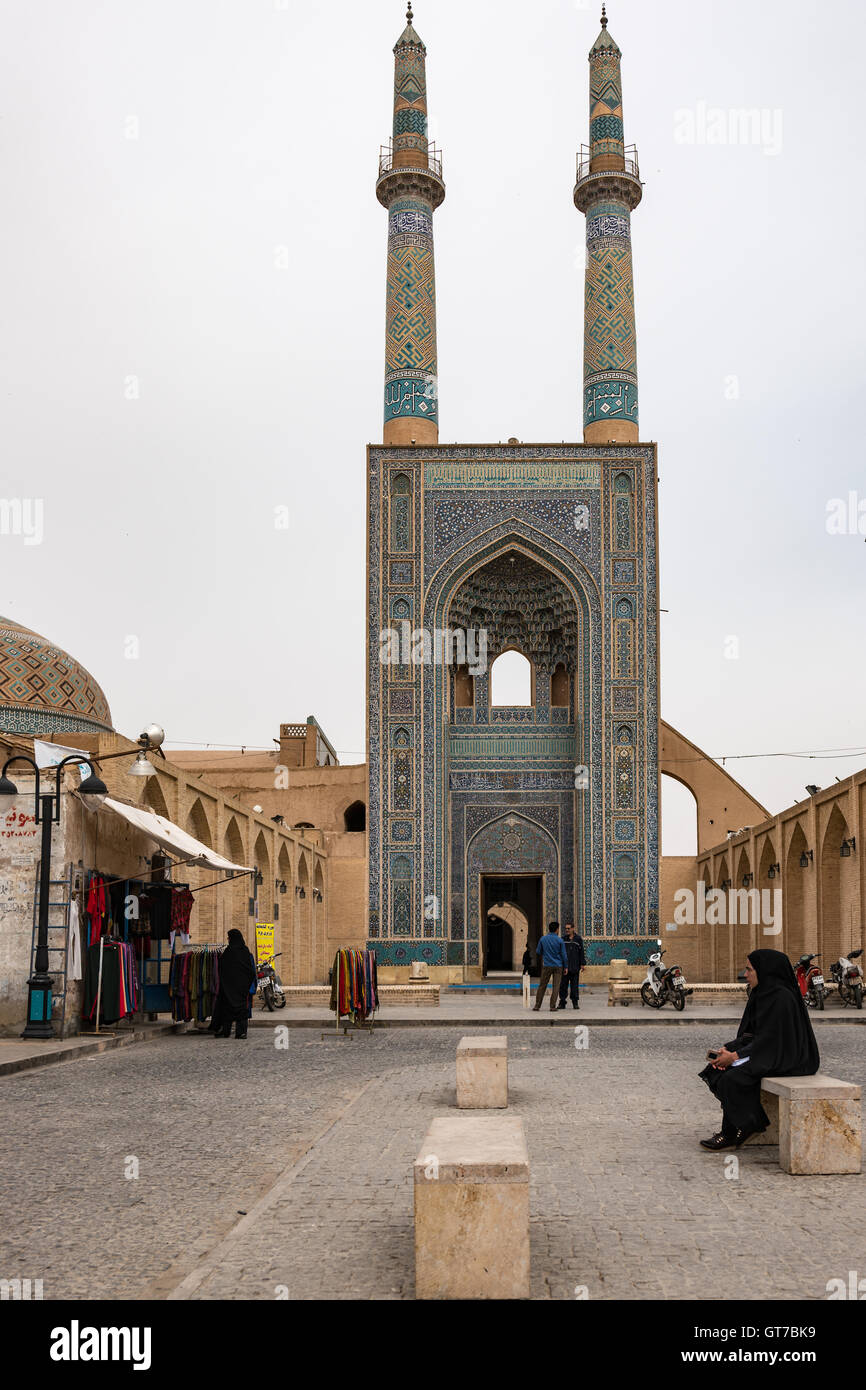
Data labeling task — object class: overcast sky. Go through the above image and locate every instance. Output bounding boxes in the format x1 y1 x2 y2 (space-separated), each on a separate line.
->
2 0 864 853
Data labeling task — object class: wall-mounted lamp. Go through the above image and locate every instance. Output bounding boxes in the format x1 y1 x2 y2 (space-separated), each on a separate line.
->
720 878 732 890
275 878 287 894
840 837 856 858
767 863 781 879
253 868 264 888
799 850 814 868
312 888 323 902
742 873 753 887
296 886 306 899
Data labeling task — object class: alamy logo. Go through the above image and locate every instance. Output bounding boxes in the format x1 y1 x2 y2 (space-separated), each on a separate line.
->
670 882 781 934
49 1320 152 1371
0 498 43 546
0 1277 43 1300
379 623 488 675
826 1271 866 1300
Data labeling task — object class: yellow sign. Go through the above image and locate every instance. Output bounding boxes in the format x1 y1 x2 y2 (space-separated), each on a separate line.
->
255 922 275 965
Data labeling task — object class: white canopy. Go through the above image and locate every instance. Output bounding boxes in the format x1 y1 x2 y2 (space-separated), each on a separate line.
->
100 796 252 873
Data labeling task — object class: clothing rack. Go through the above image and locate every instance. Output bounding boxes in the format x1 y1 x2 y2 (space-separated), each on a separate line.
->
169 942 224 1023
326 948 379 1038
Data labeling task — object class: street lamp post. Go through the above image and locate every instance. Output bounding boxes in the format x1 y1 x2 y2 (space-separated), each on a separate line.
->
0 754 108 1039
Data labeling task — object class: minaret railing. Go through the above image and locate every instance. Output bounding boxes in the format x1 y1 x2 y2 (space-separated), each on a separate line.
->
576 143 640 182
379 140 444 180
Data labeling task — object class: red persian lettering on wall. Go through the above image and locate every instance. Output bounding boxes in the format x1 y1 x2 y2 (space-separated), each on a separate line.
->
1 809 38 839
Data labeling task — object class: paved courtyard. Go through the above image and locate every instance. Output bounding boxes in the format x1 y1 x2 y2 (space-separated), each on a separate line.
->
1 1022 863 1300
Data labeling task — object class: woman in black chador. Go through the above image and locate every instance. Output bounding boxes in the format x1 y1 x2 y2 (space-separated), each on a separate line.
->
211 929 256 1039
699 948 819 1150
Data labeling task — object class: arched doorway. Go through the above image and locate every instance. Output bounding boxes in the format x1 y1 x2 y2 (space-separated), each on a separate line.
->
185 798 215 939
468 815 559 975
295 855 310 984
713 854 730 980
487 900 530 972
785 823 809 960
276 842 292 964
313 861 325 981
820 804 856 969
757 837 780 951
733 847 754 967
222 819 248 943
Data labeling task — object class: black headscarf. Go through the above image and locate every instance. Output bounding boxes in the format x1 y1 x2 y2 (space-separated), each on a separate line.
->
732 948 819 1078
217 928 256 1014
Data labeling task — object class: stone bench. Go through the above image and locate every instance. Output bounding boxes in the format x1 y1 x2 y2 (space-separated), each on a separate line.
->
456 1035 508 1108
279 983 440 1008
745 1075 861 1174
609 981 748 1006
413 1115 530 1299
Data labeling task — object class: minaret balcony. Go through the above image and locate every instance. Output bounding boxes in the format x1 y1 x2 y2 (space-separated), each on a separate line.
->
377 140 446 209
574 144 642 213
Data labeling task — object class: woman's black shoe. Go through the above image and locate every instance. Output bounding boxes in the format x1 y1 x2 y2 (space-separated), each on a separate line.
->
699 1131 738 1150
734 1127 759 1148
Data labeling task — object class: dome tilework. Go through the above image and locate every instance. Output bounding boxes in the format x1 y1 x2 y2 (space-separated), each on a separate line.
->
0 619 112 735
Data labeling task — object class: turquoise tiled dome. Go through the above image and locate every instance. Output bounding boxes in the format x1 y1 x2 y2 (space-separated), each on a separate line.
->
0 618 113 737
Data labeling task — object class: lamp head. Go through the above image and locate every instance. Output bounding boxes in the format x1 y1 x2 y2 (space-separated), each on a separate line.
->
0 773 18 815
79 772 108 811
128 750 157 777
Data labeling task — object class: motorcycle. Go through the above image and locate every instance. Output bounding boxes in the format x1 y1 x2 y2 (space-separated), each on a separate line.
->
257 952 287 1011
640 949 693 1011
794 952 825 1010
830 949 864 1009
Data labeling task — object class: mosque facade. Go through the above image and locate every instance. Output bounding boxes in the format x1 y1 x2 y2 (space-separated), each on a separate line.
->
366 7 660 974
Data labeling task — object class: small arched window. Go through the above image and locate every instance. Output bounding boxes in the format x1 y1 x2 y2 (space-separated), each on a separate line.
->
490 650 533 707
344 801 366 832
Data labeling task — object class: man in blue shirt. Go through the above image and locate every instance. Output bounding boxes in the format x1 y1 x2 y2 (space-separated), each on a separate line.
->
533 921 569 1012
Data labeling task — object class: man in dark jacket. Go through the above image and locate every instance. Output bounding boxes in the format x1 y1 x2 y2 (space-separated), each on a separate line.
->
533 922 569 1012
557 922 586 1009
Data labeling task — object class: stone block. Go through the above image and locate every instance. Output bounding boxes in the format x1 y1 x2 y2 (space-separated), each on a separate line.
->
456 1035 508 1109
765 1076 861 1175
413 1115 530 1299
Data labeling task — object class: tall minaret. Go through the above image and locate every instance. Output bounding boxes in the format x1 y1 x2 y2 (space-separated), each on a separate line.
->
574 6 642 444
376 5 445 446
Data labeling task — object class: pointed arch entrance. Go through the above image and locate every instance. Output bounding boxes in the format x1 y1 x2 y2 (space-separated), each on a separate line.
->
429 531 597 974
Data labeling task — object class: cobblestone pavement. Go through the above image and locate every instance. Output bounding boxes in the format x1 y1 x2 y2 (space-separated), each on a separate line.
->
1 1024 863 1300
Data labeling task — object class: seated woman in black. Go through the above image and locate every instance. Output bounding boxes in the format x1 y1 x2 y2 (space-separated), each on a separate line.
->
699 948 819 1150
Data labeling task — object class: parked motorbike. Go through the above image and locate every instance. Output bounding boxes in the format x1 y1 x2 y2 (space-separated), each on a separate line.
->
257 952 286 1010
830 949 864 1009
640 949 693 1011
794 952 825 1010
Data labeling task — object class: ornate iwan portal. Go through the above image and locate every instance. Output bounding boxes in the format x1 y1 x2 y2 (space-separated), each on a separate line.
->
366 445 659 974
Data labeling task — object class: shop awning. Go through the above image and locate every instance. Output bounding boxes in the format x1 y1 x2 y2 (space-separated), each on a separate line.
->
100 796 252 873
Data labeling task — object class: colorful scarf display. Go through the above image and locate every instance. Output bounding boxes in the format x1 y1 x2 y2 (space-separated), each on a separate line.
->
329 949 378 1023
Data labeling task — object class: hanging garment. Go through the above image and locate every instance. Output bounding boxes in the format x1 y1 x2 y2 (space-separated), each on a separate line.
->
141 885 172 939
85 875 107 947
67 899 83 982
170 886 194 935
